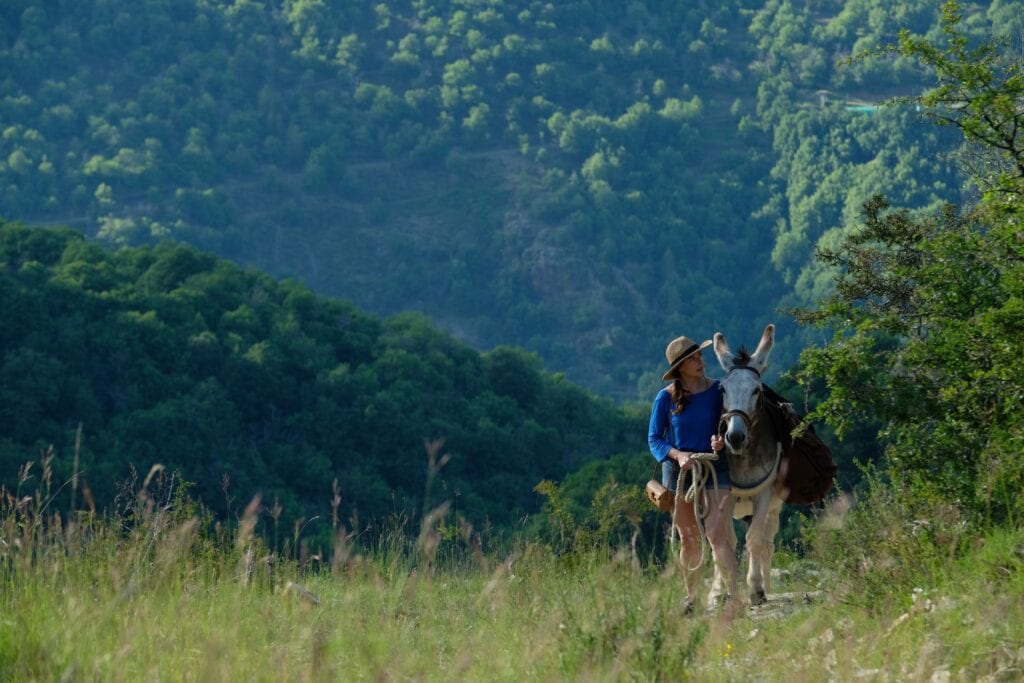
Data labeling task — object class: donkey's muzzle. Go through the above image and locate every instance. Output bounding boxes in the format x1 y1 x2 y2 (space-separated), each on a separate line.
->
721 409 753 451
726 430 746 450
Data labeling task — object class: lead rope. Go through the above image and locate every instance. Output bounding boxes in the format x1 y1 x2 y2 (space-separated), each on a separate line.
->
670 451 719 571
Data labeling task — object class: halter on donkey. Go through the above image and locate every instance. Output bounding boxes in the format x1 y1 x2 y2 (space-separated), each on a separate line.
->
707 323 786 607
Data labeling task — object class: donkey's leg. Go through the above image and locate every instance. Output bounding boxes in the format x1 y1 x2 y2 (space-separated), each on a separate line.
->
709 518 737 605
759 494 784 596
745 491 777 605
723 513 738 589
709 561 724 607
704 489 737 610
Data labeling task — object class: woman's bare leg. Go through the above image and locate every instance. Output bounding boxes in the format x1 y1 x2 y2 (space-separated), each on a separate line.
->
704 488 738 609
672 493 702 608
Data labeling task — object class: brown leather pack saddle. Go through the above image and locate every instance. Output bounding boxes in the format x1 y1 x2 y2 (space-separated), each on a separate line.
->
761 386 837 505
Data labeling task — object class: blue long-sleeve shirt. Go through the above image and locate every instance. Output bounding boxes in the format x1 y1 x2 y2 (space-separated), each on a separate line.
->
648 381 723 462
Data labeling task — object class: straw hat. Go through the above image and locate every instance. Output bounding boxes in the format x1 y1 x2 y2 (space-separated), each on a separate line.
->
661 335 712 380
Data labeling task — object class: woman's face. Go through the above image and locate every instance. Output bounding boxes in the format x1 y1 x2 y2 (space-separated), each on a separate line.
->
678 352 705 380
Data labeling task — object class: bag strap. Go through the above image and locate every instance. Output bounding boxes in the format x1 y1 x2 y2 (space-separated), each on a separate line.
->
761 383 789 408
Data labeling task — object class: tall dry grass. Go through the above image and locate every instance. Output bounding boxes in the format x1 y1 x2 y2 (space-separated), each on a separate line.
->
1 455 1022 681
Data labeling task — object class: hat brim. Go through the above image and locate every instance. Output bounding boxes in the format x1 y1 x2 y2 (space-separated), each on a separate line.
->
661 339 712 380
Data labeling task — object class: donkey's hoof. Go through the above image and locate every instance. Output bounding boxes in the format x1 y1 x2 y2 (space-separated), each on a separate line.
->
750 589 767 606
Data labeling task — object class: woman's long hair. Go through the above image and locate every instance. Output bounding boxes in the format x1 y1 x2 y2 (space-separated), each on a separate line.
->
669 375 690 415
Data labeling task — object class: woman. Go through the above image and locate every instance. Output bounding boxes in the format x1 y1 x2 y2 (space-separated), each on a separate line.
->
648 334 735 613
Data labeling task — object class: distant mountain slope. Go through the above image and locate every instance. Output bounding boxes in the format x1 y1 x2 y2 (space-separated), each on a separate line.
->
2 0 1000 398
0 221 642 533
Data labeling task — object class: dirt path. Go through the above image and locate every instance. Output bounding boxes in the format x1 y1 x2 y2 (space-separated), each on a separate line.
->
746 590 824 621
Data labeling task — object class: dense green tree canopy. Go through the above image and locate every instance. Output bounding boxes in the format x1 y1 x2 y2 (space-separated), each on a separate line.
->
1 0 1005 399
0 221 643 537
0 0 1020 552
793 2 1024 524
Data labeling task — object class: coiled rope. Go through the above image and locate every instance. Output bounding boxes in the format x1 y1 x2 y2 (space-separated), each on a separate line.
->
671 451 719 571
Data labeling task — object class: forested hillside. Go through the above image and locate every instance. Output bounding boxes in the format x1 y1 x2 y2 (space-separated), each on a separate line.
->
4 6 1024 677
2 0 1009 398
0 220 642 537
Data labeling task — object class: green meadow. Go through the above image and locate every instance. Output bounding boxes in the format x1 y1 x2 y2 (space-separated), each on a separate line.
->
3 469 1022 682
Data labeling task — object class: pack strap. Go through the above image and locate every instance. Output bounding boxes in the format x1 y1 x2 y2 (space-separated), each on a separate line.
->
730 444 782 498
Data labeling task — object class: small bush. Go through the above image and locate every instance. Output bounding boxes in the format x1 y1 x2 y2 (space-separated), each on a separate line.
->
804 469 968 610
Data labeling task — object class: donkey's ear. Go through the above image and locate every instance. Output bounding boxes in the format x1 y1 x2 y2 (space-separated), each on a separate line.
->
713 332 733 370
750 323 775 371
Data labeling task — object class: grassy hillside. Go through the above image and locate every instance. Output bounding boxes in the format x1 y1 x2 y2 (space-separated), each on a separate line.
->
3 477 1022 681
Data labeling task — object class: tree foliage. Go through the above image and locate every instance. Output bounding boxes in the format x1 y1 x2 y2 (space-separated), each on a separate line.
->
0 0 995 398
895 0 1024 199
793 2 1024 524
0 222 643 538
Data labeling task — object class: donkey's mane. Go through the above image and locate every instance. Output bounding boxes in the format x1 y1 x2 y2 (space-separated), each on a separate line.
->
732 346 753 367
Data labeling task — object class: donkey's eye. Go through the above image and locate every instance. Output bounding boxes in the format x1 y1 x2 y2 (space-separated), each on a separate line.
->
753 387 762 395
